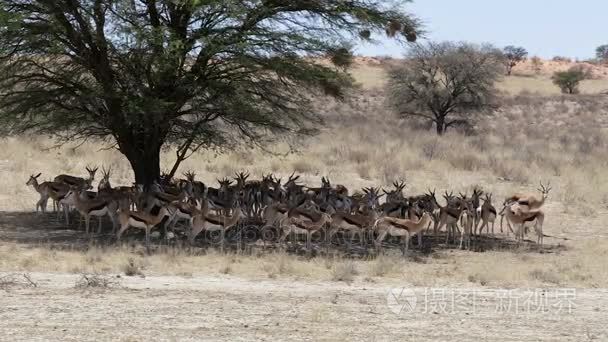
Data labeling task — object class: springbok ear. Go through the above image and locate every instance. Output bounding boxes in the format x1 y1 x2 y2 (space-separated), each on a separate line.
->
35 173 42 178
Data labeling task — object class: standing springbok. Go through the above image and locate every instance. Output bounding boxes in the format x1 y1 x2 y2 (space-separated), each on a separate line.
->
476 193 497 236
26 173 68 213
502 203 545 245
459 202 475 250
279 213 332 250
64 188 118 234
505 181 552 211
431 191 465 243
54 166 98 190
116 205 170 252
373 211 432 255
190 200 243 246
328 209 379 247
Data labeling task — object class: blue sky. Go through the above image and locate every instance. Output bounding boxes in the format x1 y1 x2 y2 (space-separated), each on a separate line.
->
355 0 606 59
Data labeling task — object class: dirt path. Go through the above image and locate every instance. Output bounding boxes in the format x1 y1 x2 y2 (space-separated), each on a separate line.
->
1 272 607 341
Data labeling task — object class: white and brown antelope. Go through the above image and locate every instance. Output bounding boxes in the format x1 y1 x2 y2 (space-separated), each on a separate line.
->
373 211 432 255
431 191 466 243
97 166 136 210
116 205 170 251
459 203 475 250
190 201 243 245
501 203 545 245
279 212 332 250
64 188 118 234
327 210 378 246
165 200 203 237
476 193 497 236
26 173 68 213
54 166 98 190
505 181 552 212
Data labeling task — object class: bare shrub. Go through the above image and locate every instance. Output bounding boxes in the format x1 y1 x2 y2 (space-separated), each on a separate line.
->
0 273 38 289
75 273 120 289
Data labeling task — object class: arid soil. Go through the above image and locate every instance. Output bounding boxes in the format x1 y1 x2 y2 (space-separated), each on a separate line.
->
1 272 608 342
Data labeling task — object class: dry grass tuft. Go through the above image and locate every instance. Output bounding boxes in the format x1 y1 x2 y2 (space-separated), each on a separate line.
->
331 260 358 282
369 255 399 277
529 269 562 285
122 258 144 277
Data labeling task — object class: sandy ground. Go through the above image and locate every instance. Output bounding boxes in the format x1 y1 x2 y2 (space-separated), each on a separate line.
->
0 272 607 342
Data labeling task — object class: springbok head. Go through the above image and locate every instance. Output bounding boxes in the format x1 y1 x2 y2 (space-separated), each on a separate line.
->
538 181 552 199
26 173 42 186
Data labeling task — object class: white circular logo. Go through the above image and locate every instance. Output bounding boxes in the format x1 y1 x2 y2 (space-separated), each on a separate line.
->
386 287 417 315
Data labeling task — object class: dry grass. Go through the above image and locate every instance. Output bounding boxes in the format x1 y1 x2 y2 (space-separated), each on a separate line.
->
0 242 606 287
2 60 608 289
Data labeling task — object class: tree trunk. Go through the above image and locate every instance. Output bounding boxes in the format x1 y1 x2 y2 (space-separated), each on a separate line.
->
119 135 163 187
435 117 445 135
128 148 161 187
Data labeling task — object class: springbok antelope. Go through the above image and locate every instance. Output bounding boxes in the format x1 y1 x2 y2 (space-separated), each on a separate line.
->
468 187 483 229
383 180 407 204
96 166 136 210
54 166 98 189
328 209 379 246
476 193 497 236
165 200 204 237
459 202 475 250
182 171 206 202
116 205 170 251
505 181 552 211
190 201 243 245
279 212 332 250
502 204 545 245
142 183 191 213
27 174 72 213
373 211 432 255
261 202 289 227
431 191 465 243
64 188 118 234
26 173 49 212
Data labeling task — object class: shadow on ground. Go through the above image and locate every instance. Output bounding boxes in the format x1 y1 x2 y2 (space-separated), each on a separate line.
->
0 211 568 257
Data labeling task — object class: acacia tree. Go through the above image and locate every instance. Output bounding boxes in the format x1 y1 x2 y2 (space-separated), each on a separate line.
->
503 45 528 75
596 44 608 62
552 66 589 94
387 41 503 135
0 1 420 186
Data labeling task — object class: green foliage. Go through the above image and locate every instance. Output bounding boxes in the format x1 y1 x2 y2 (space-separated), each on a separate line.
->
596 45 608 61
552 67 589 94
0 0 421 183
387 41 503 135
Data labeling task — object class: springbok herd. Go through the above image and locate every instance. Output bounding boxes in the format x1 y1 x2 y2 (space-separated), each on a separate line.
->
25 166 551 254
